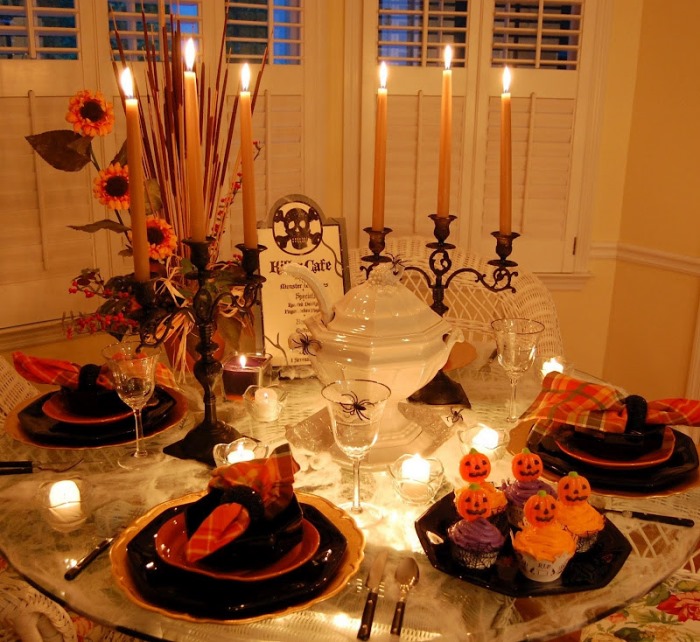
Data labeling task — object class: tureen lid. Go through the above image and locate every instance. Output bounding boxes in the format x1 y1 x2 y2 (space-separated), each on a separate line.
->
327 264 445 337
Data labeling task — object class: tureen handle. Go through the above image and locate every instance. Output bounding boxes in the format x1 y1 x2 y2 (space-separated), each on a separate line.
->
282 263 335 325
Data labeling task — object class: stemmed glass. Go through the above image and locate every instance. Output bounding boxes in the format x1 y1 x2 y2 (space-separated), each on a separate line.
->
322 379 390 528
102 338 163 469
491 318 545 422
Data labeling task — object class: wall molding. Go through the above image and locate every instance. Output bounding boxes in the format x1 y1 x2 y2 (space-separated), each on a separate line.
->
590 242 700 276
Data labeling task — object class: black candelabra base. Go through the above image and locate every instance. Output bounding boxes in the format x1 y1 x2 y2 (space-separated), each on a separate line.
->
147 238 265 466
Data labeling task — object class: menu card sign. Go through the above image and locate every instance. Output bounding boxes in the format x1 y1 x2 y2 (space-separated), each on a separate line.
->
258 195 350 367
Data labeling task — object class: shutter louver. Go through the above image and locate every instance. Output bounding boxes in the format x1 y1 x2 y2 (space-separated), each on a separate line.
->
108 1 203 61
384 94 465 236
492 0 583 69
0 1 79 60
225 0 302 65
378 0 468 67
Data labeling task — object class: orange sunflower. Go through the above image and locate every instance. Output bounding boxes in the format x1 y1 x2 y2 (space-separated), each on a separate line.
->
144 215 178 261
66 89 115 137
93 163 130 210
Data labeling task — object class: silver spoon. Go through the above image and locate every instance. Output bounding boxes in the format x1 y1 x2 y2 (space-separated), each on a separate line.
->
390 557 419 636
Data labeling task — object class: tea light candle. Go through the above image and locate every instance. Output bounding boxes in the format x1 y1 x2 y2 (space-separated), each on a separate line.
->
227 440 256 463
390 454 444 505
471 425 500 452
48 480 83 525
222 353 272 398
541 357 564 377
253 387 279 421
401 454 431 484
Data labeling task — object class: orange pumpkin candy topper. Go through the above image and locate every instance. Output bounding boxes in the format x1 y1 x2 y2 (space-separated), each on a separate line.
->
524 490 558 527
459 448 491 483
455 483 493 522
557 471 592 506
512 448 543 482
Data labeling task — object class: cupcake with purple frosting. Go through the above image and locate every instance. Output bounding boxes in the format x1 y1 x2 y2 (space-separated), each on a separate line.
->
502 448 556 528
448 484 506 570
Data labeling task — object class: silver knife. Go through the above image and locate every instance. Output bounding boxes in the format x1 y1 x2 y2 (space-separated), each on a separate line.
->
64 536 114 580
600 508 694 528
357 550 388 640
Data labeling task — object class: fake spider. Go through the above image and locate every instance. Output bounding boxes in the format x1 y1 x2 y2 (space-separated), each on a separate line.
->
449 407 466 424
290 332 321 357
338 391 375 421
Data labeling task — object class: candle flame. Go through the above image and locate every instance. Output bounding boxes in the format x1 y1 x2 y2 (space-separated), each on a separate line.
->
444 45 452 70
184 38 196 71
120 67 134 99
379 61 388 89
502 66 511 93
241 63 251 92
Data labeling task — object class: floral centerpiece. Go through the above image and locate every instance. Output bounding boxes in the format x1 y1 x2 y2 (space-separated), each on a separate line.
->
26 20 266 378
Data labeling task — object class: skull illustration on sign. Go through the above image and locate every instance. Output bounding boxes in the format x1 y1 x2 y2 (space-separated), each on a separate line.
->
273 204 323 254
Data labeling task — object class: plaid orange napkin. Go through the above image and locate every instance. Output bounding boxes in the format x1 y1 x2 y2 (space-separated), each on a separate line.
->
522 373 700 433
185 444 300 563
12 351 176 390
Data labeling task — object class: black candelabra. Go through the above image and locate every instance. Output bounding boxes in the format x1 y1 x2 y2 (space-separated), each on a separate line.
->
362 213 519 406
138 238 265 465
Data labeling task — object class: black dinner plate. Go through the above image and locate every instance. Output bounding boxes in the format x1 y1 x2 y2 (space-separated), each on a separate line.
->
17 387 176 447
125 501 348 620
415 492 631 598
526 427 699 492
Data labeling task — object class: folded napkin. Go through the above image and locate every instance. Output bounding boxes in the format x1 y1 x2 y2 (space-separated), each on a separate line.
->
185 444 300 563
12 351 176 390
522 373 700 433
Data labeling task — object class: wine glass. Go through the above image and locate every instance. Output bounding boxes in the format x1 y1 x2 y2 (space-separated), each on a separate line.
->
322 379 390 528
491 318 545 422
102 338 163 469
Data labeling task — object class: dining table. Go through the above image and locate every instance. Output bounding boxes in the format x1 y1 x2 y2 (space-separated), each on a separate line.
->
0 362 698 642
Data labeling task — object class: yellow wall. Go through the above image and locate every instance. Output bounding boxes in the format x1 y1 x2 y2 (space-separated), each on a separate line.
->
605 0 700 397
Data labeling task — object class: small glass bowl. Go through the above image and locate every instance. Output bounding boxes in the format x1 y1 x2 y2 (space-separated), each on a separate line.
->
40 478 89 533
243 385 287 422
388 455 444 505
213 438 269 467
457 424 506 461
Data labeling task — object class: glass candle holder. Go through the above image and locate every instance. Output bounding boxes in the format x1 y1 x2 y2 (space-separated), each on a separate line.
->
388 454 444 505
212 437 268 467
222 353 273 399
457 423 506 461
243 385 287 422
41 478 89 533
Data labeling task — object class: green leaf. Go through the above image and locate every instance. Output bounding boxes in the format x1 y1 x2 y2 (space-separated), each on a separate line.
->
111 140 127 167
25 130 92 171
145 178 163 214
68 219 129 234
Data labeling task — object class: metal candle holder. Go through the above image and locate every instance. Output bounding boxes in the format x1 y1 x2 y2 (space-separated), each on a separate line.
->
139 238 265 465
364 214 519 406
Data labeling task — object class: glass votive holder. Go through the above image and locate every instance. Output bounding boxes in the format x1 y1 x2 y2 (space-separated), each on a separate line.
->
222 352 273 399
539 355 574 380
388 454 444 505
213 437 268 467
243 385 287 422
41 478 89 533
457 423 506 461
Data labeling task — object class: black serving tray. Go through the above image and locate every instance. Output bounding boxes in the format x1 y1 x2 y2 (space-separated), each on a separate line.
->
527 427 699 493
125 501 348 620
415 492 631 598
17 387 176 447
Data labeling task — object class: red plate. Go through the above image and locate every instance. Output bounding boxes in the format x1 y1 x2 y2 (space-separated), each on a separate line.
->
554 426 676 470
42 393 132 425
154 514 320 582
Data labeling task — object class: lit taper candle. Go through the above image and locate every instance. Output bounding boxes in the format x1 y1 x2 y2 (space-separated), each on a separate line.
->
120 67 150 282
500 66 512 236
239 63 258 250
371 62 388 232
184 39 206 242
437 45 453 218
